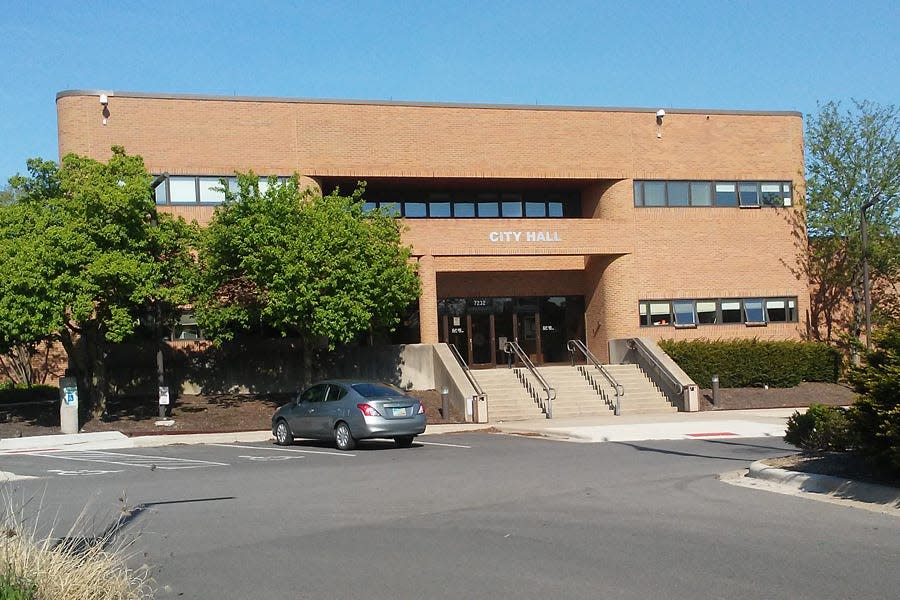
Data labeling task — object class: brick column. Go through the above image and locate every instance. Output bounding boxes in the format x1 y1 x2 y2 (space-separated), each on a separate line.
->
417 254 439 343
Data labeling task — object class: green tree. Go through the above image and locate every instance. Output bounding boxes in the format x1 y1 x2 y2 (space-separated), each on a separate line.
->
194 174 420 377
804 100 900 348
0 148 198 417
847 323 900 476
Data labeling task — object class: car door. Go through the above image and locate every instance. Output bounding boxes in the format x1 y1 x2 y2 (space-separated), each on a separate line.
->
317 383 350 434
289 384 328 437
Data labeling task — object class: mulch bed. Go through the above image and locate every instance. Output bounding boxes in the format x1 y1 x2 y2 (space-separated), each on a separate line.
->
698 381 856 411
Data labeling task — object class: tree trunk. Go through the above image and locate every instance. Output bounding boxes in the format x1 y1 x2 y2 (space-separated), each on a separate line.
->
59 324 109 419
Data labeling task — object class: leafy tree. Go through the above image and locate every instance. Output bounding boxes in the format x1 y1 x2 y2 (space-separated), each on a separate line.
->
0 148 198 417
194 174 420 378
804 100 900 349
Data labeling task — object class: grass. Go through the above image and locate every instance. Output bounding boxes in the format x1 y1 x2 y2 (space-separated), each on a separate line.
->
1 488 153 600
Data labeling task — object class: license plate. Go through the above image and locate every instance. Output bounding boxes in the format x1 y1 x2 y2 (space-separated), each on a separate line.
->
391 407 407 417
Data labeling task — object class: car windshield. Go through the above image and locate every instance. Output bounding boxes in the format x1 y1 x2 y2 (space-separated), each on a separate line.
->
351 383 405 398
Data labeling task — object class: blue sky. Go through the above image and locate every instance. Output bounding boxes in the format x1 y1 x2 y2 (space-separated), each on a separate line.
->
1 0 898 184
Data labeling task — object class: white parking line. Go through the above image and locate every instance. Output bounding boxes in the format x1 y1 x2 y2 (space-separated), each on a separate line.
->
417 441 472 448
39 450 229 470
211 444 356 457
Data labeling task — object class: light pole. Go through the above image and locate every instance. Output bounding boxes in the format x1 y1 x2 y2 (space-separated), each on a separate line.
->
860 192 881 351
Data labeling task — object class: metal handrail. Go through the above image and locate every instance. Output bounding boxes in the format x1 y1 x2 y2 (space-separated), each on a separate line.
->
503 340 556 418
567 339 624 416
447 344 487 404
626 338 684 394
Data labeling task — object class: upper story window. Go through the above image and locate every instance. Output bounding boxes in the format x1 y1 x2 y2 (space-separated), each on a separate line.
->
153 175 290 205
362 189 581 218
634 180 792 208
640 297 797 327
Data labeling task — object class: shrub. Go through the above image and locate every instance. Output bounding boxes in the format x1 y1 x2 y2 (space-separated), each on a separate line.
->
0 385 57 405
846 324 900 476
784 403 852 451
658 339 841 388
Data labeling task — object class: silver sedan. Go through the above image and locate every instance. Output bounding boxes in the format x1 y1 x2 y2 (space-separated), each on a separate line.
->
272 380 427 450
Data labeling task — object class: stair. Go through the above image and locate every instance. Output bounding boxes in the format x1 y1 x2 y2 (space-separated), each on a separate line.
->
471 368 545 422
601 364 678 414
538 365 613 417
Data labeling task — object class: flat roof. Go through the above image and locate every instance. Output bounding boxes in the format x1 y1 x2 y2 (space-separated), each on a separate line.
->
56 89 802 117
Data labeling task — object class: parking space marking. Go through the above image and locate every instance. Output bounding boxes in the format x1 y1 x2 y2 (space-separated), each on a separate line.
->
238 455 301 462
47 468 124 476
38 450 229 470
417 441 471 449
210 444 356 457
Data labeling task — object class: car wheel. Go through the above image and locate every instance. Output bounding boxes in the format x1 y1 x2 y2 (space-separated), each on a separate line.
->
334 422 356 451
274 420 294 446
394 435 414 448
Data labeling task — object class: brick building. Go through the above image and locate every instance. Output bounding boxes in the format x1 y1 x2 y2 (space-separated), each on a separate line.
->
56 90 807 368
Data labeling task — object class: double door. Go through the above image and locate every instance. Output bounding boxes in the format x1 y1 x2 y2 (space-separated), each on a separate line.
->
443 311 542 368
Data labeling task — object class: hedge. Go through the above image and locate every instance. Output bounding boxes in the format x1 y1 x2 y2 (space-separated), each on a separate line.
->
657 339 841 388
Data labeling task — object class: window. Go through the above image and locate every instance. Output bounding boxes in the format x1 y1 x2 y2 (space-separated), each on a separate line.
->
501 198 523 217
477 199 499 217
743 298 766 324
738 183 760 207
154 180 168 205
697 300 717 324
198 177 226 203
690 182 712 206
760 183 782 207
548 202 564 217
765 298 797 322
641 297 797 327
525 202 546 217
169 177 198 203
672 300 697 328
721 300 742 323
404 202 427 217
454 202 475 217
715 183 737 206
649 302 671 326
172 311 202 340
428 194 451 218
643 182 666 206
634 180 790 208
668 182 690 206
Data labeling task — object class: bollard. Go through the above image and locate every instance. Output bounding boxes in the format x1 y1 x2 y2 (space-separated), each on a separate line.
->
711 374 719 406
440 385 450 420
59 376 79 434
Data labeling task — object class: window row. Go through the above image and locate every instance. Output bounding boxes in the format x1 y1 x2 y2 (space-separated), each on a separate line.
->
633 180 792 208
639 297 798 328
361 191 580 218
153 175 291 205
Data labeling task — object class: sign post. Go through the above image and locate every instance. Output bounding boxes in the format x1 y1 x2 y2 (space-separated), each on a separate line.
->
59 376 79 434
158 386 170 419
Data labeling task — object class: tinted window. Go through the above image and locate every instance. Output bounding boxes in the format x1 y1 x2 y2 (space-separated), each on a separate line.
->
690 182 712 206
743 299 766 323
715 183 737 206
352 383 405 398
300 384 328 403
644 182 666 206
668 182 690 206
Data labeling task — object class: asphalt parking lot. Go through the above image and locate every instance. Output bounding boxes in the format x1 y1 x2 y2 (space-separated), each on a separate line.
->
3 433 899 600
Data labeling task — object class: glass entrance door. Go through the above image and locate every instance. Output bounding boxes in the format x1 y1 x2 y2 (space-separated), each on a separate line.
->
470 313 493 366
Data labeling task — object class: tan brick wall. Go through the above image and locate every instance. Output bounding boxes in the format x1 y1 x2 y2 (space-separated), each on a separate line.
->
57 92 809 356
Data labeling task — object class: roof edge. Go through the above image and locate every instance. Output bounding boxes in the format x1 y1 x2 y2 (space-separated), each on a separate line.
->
56 89 803 117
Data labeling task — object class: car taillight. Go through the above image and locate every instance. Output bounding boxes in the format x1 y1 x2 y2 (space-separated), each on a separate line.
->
417 402 425 415
357 403 382 417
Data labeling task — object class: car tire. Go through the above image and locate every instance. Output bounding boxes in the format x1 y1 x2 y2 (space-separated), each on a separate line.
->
394 435 414 448
334 422 356 451
274 420 294 446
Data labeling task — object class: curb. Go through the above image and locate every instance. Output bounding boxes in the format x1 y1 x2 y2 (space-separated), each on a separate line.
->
747 460 900 509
